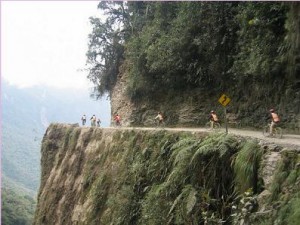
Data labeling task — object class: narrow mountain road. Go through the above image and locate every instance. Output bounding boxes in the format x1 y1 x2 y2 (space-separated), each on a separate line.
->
107 126 300 149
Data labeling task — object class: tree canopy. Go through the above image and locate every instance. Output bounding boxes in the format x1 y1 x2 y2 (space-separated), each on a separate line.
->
86 1 296 100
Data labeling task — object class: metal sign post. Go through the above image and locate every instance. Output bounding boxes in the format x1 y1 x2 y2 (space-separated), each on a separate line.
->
224 107 228 134
218 94 231 134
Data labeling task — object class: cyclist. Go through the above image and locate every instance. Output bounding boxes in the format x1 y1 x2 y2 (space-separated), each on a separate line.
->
81 114 86 126
155 112 164 126
97 118 101 127
90 115 96 127
269 109 280 135
114 114 121 126
209 110 219 129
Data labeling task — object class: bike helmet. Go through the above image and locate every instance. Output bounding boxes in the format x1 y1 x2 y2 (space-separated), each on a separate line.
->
211 110 215 113
269 109 275 112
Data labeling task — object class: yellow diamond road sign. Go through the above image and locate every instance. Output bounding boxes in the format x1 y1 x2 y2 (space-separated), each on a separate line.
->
218 94 231 107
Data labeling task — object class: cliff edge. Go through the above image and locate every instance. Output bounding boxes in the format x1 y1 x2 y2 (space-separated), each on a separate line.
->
34 124 300 225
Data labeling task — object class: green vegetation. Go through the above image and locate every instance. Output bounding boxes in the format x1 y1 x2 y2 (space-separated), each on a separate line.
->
253 150 300 225
1 185 36 225
34 125 300 225
79 131 244 224
277 194 300 225
87 2 300 129
233 140 263 193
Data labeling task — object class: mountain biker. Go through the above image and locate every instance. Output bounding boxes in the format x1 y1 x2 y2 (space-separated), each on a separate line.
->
81 114 86 126
209 110 219 129
155 112 164 126
114 114 121 126
97 118 101 127
90 115 96 127
269 109 280 135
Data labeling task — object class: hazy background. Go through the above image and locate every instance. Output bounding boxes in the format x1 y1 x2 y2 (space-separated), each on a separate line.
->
1 2 111 224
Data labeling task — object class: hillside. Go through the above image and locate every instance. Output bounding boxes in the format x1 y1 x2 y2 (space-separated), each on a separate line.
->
33 124 300 225
1 179 36 225
2 80 111 193
87 2 300 131
1 81 111 225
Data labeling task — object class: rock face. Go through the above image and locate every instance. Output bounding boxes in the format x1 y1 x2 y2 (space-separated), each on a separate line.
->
34 124 300 225
110 73 134 127
110 72 300 133
110 79 212 128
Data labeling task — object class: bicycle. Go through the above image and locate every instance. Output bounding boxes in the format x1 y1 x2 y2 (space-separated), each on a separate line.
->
114 120 121 127
262 124 283 138
154 119 165 129
205 121 221 130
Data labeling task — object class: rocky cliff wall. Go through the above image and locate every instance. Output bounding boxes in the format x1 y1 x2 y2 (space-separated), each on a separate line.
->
34 124 300 225
111 73 300 133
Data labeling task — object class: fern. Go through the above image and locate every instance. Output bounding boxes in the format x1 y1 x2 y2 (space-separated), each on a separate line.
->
233 140 262 193
173 137 197 148
190 133 235 168
168 191 184 216
168 185 199 224
173 144 197 167
186 187 197 215
216 134 238 157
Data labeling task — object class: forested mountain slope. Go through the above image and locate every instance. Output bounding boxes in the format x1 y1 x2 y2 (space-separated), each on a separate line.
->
1 81 110 225
87 1 300 131
1 180 36 225
2 81 110 193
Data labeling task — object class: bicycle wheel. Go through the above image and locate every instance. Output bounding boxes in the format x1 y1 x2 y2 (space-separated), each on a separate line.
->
274 127 283 139
263 125 270 137
205 121 211 129
214 122 221 129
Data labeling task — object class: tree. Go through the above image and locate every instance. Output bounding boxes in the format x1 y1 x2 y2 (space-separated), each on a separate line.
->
86 1 128 98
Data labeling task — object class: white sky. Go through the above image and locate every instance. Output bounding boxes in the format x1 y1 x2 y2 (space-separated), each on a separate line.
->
1 1 101 89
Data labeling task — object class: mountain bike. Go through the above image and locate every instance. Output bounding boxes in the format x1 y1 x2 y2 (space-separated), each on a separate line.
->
154 119 165 129
262 124 283 138
114 120 121 127
205 121 221 130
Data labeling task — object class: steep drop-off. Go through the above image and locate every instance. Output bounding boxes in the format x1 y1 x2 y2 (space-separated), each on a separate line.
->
34 124 300 225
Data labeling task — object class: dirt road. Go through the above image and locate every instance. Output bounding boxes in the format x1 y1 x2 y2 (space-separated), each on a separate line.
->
108 126 300 149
